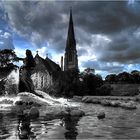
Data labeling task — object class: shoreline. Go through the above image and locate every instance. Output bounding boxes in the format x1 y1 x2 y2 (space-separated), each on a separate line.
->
73 95 140 110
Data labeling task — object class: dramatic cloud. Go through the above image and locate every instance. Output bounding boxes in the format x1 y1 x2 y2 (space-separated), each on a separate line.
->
1 0 140 76
82 59 125 72
0 30 14 49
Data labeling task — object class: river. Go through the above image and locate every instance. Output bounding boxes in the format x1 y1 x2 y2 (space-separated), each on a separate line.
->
0 100 140 140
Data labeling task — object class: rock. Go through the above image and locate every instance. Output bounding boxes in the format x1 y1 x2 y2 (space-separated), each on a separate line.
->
91 98 100 104
19 130 28 139
82 96 91 103
97 112 105 119
45 108 85 121
70 109 85 117
120 101 137 110
45 110 69 120
73 96 83 102
15 100 24 105
110 101 121 107
29 107 39 118
101 100 111 106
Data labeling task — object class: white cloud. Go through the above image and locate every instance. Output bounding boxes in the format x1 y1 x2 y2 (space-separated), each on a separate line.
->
37 46 47 58
0 31 14 50
77 34 111 71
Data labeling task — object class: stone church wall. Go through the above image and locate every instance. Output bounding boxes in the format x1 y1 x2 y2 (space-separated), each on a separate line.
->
31 70 52 90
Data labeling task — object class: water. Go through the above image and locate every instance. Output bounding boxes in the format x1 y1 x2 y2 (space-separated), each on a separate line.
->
1 98 140 139
1 69 140 139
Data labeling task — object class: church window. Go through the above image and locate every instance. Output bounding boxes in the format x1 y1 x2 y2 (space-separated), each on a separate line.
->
36 73 38 88
69 53 72 62
41 76 44 88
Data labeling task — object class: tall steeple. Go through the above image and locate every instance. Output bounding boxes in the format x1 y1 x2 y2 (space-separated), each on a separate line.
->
64 8 78 71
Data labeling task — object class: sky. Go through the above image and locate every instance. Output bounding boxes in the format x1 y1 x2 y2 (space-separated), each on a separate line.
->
0 0 140 78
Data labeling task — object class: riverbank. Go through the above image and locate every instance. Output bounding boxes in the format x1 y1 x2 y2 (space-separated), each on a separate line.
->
73 95 140 110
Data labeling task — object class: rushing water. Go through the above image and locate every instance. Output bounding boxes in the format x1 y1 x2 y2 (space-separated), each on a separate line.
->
0 99 140 139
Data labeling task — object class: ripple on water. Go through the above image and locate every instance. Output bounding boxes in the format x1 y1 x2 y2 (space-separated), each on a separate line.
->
1 100 140 139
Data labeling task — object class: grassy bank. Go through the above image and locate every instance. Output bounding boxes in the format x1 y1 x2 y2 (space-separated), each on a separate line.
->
110 84 140 96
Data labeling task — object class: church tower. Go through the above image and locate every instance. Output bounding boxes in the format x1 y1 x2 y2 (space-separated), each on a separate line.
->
64 9 78 71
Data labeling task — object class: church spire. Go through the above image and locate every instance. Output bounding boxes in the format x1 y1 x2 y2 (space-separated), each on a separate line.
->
64 8 78 71
66 8 76 51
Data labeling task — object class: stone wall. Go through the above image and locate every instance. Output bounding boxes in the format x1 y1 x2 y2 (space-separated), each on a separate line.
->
31 70 52 90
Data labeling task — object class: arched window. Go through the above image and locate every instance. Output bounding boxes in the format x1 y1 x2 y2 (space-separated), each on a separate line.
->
69 53 72 62
35 73 38 88
41 76 44 88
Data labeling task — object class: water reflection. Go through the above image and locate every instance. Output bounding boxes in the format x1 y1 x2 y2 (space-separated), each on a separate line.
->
63 116 79 140
0 113 9 136
17 114 35 139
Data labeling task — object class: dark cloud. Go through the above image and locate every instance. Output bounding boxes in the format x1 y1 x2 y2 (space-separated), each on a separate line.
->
3 1 68 50
82 60 124 74
96 28 140 63
1 0 140 74
78 48 88 57
4 1 140 49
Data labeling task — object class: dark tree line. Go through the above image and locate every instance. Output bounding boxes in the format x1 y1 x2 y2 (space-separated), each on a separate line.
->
52 68 106 97
105 70 140 84
1 49 140 97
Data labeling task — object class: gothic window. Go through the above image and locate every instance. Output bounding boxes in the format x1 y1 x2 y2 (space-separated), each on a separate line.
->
41 76 44 88
36 73 38 88
69 53 72 62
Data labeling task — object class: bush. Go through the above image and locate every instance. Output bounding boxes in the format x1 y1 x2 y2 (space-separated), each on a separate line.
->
82 74 103 95
96 84 112 96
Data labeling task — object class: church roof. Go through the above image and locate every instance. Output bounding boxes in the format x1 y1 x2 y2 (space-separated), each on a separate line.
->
34 54 61 74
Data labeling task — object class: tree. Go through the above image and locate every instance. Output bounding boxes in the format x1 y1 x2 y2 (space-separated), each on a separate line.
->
81 67 95 76
131 70 140 83
0 49 17 68
97 84 112 96
131 70 140 75
105 74 118 83
117 72 132 83
0 78 6 95
80 69 103 95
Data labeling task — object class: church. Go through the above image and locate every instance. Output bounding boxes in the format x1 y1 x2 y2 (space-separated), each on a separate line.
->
31 9 78 90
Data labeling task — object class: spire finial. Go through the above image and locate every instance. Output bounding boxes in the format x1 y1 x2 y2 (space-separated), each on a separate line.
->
36 50 39 55
70 7 72 18
46 53 48 58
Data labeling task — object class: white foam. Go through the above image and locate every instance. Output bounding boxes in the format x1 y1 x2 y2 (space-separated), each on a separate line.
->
35 90 80 107
0 90 79 111
6 69 19 85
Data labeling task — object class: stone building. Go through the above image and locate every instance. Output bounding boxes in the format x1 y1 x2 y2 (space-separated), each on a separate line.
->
31 53 61 90
64 9 78 71
31 9 78 91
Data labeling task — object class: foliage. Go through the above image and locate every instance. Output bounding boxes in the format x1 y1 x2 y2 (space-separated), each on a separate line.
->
105 74 117 84
0 79 6 95
81 73 103 95
96 84 112 96
50 68 102 97
82 67 95 75
76 68 103 96
105 70 140 84
0 49 17 68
